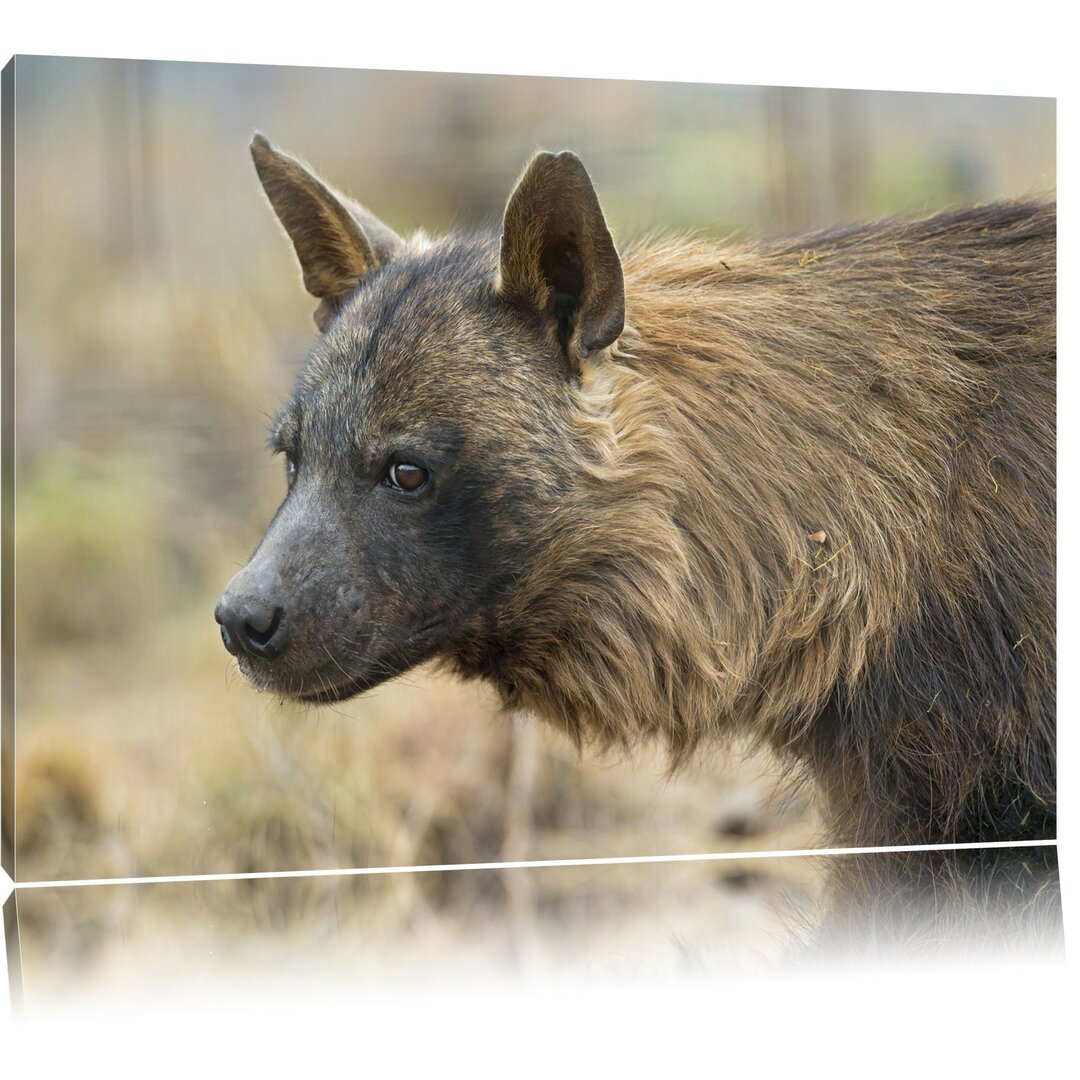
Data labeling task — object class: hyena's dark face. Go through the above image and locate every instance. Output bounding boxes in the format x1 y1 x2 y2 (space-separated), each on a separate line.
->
215 136 623 702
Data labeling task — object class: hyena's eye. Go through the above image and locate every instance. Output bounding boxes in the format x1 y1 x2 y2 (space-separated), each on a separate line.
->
284 453 298 487
384 462 429 493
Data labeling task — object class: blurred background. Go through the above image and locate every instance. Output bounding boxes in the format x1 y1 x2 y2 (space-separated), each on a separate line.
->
9 58 1055 894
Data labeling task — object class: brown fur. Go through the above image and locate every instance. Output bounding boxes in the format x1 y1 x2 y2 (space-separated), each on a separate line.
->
451 204 1056 846
235 140 1055 848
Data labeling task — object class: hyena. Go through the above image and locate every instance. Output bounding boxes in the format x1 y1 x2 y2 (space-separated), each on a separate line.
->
216 134 1055 848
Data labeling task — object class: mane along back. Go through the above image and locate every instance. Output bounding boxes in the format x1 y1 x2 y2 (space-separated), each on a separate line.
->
510 201 1055 845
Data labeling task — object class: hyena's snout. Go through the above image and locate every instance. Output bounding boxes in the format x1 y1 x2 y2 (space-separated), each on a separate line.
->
215 567 291 662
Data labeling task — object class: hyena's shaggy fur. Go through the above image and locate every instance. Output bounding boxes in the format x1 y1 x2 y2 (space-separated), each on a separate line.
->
475 206 1056 847
228 138 1055 848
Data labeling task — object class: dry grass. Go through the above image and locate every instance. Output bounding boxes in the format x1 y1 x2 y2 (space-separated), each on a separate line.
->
15 606 822 994
17 606 819 886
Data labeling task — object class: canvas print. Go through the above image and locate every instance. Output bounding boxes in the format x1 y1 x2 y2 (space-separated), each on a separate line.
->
1 59 1056 911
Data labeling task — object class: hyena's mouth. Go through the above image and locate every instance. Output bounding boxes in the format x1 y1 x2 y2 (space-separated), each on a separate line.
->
293 669 386 704
285 619 451 705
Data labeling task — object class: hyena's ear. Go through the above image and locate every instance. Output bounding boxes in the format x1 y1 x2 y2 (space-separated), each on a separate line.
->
497 151 625 367
251 133 403 331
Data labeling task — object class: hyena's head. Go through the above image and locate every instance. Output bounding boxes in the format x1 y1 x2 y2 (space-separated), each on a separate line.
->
215 135 624 703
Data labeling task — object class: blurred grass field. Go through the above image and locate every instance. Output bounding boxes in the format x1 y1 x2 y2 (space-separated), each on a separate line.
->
9 59 1055 902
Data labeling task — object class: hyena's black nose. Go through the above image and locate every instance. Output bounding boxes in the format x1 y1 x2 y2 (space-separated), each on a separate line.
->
214 592 290 661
